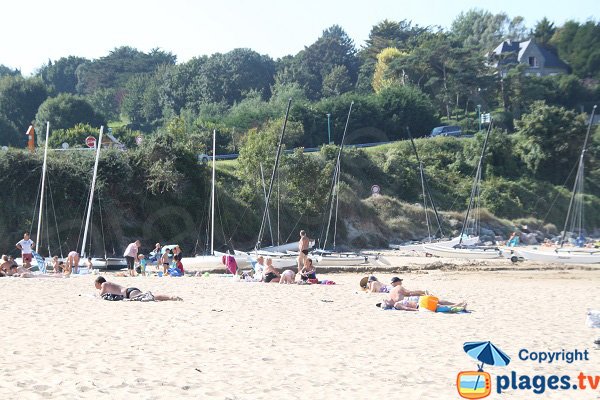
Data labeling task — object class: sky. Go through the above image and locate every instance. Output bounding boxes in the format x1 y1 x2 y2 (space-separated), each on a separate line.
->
1 0 597 76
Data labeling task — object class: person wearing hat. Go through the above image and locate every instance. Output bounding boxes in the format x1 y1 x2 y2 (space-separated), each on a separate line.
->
383 277 465 311
387 277 428 305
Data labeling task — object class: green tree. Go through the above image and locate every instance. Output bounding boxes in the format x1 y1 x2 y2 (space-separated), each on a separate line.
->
281 25 359 99
0 76 48 131
0 65 21 78
532 17 556 45
514 101 589 183
321 65 353 97
76 46 176 94
451 9 527 52
372 47 406 93
35 94 106 142
551 20 600 78
47 123 104 148
37 56 89 94
0 114 20 146
86 88 122 122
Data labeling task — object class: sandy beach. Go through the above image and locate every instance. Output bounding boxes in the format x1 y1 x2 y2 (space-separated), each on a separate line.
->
1 255 599 399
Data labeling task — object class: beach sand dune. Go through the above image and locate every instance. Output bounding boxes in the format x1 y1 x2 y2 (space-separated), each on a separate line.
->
0 269 599 399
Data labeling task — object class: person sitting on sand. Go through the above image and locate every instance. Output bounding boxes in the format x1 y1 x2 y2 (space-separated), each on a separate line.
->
93 276 182 301
279 269 296 284
365 276 391 293
253 256 266 281
299 258 316 282
263 257 281 283
1 255 11 274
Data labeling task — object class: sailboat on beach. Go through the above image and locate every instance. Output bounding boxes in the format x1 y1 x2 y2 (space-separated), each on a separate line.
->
422 122 503 259
514 105 600 264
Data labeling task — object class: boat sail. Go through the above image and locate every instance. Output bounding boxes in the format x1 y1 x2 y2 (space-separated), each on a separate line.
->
515 105 600 264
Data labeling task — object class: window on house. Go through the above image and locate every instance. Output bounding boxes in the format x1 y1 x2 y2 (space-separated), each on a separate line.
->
528 56 539 67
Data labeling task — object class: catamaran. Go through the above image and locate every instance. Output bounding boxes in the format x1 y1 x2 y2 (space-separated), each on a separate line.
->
513 105 599 264
422 122 503 259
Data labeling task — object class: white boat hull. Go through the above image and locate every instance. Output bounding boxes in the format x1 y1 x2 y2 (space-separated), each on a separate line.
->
422 244 503 259
313 254 368 266
515 248 600 264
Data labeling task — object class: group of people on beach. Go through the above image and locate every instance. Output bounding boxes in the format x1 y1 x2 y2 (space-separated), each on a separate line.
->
361 275 467 312
243 254 318 284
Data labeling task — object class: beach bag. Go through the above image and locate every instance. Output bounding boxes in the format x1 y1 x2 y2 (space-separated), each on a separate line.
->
419 295 439 312
168 267 182 277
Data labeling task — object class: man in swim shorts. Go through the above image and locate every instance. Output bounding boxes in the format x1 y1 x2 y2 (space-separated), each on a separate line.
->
93 276 182 301
16 232 35 270
297 230 310 271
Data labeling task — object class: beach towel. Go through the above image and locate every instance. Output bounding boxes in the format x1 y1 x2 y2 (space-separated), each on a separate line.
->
222 255 238 275
587 310 600 329
32 251 46 273
168 267 183 277
126 292 156 302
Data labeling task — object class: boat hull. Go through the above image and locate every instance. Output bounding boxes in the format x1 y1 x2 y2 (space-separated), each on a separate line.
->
422 244 503 259
515 248 600 264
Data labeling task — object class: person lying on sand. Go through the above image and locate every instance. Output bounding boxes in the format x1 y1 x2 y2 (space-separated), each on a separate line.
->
365 276 391 293
382 276 465 311
4 264 64 278
93 276 182 301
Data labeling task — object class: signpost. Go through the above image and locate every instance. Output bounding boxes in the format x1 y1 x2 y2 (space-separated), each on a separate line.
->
85 136 96 148
371 184 381 197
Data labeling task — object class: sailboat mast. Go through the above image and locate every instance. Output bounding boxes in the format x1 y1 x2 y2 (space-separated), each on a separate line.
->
256 99 292 250
36 122 50 252
211 129 216 255
323 101 354 250
458 122 493 245
560 105 597 247
81 126 104 258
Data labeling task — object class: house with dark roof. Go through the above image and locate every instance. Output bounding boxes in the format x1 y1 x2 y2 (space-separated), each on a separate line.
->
489 39 569 77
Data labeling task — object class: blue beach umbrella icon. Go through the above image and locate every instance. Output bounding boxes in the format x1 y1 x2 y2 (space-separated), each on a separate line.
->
463 341 511 371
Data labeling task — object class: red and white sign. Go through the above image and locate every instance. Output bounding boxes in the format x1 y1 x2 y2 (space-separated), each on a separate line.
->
85 136 96 148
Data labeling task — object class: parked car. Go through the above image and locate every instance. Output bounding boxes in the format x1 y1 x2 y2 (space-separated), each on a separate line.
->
430 125 462 138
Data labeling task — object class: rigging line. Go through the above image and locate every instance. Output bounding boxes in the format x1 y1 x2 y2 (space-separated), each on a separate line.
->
284 213 305 244
256 99 292 250
420 163 432 241
332 165 342 250
259 163 275 246
539 161 578 222
44 193 51 257
98 194 107 259
46 174 64 259
318 159 339 247
30 172 43 238
533 163 578 221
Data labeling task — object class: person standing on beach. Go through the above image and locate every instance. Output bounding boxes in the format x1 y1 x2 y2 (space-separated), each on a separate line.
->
66 251 80 275
16 232 35 270
297 230 310 271
123 240 141 277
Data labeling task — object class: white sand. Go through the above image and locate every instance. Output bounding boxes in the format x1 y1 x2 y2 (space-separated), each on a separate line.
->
1 267 599 399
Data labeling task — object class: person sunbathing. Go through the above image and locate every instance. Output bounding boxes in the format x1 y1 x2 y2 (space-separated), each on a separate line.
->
382 276 465 311
263 257 281 283
93 276 182 301
5 264 64 278
365 276 391 293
